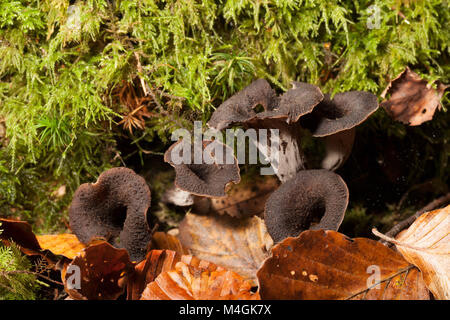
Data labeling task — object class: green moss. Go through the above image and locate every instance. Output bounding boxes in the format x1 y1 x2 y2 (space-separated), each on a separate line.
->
0 224 41 300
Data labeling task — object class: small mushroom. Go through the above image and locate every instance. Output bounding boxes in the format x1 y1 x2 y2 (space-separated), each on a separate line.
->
69 167 152 262
255 82 324 124
164 139 241 197
300 91 378 170
264 169 349 243
208 79 323 182
208 79 277 131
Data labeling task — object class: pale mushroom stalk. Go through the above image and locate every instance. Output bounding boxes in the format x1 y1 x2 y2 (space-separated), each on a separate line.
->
162 185 195 206
321 128 355 171
251 120 306 182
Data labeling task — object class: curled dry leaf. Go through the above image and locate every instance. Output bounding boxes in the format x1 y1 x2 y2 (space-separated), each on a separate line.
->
36 234 86 260
178 213 273 283
0 218 42 254
150 232 189 255
381 67 447 126
394 205 449 300
127 249 180 300
62 241 134 300
257 230 430 300
0 218 70 268
192 175 279 218
141 255 260 300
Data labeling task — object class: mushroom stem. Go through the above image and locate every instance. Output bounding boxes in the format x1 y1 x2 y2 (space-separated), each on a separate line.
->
321 128 355 171
272 122 306 183
250 120 305 183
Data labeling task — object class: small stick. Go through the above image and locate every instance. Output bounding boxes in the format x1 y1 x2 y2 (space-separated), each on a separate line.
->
0 270 64 286
372 228 427 251
381 192 450 245
345 265 415 300
134 52 148 97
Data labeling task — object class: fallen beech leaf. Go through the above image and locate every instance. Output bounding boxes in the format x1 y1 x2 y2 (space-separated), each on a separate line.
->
388 206 449 300
62 241 134 300
257 230 430 300
178 213 273 283
0 218 41 254
193 175 279 218
150 232 189 255
36 234 86 259
381 67 447 126
141 255 260 300
127 249 180 300
0 218 71 269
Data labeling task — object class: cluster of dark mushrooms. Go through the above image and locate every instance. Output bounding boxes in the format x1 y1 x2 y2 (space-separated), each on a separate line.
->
68 79 378 261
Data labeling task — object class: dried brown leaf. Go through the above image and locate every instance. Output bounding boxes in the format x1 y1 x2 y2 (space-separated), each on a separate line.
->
257 230 430 300
150 232 189 255
178 213 273 284
0 218 69 267
36 234 86 260
127 249 180 300
381 67 447 126
140 255 260 300
62 241 134 300
0 218 41 254
394 205 450 300
193 175 279 218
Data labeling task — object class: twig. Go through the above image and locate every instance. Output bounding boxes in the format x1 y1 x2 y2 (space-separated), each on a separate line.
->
0 270 64 286
345 265 415 300
133 51 165 110
134 52 148 97
382 192 450 245
395 179 438 211
372 228 428 251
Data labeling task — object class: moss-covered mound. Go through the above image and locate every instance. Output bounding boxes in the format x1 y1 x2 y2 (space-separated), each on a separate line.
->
0 0 448 233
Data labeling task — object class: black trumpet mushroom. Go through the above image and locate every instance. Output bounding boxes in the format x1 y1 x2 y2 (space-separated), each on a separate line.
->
164 139 241 198
263 169 349 243
300 91 378 171
69 167 152 262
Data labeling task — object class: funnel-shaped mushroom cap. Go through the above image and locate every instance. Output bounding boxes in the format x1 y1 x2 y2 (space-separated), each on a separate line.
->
69 167 151 261
164 139 241 197
301 91 378 137
264 169 348 243
256 81 324 123
208 79 277 130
